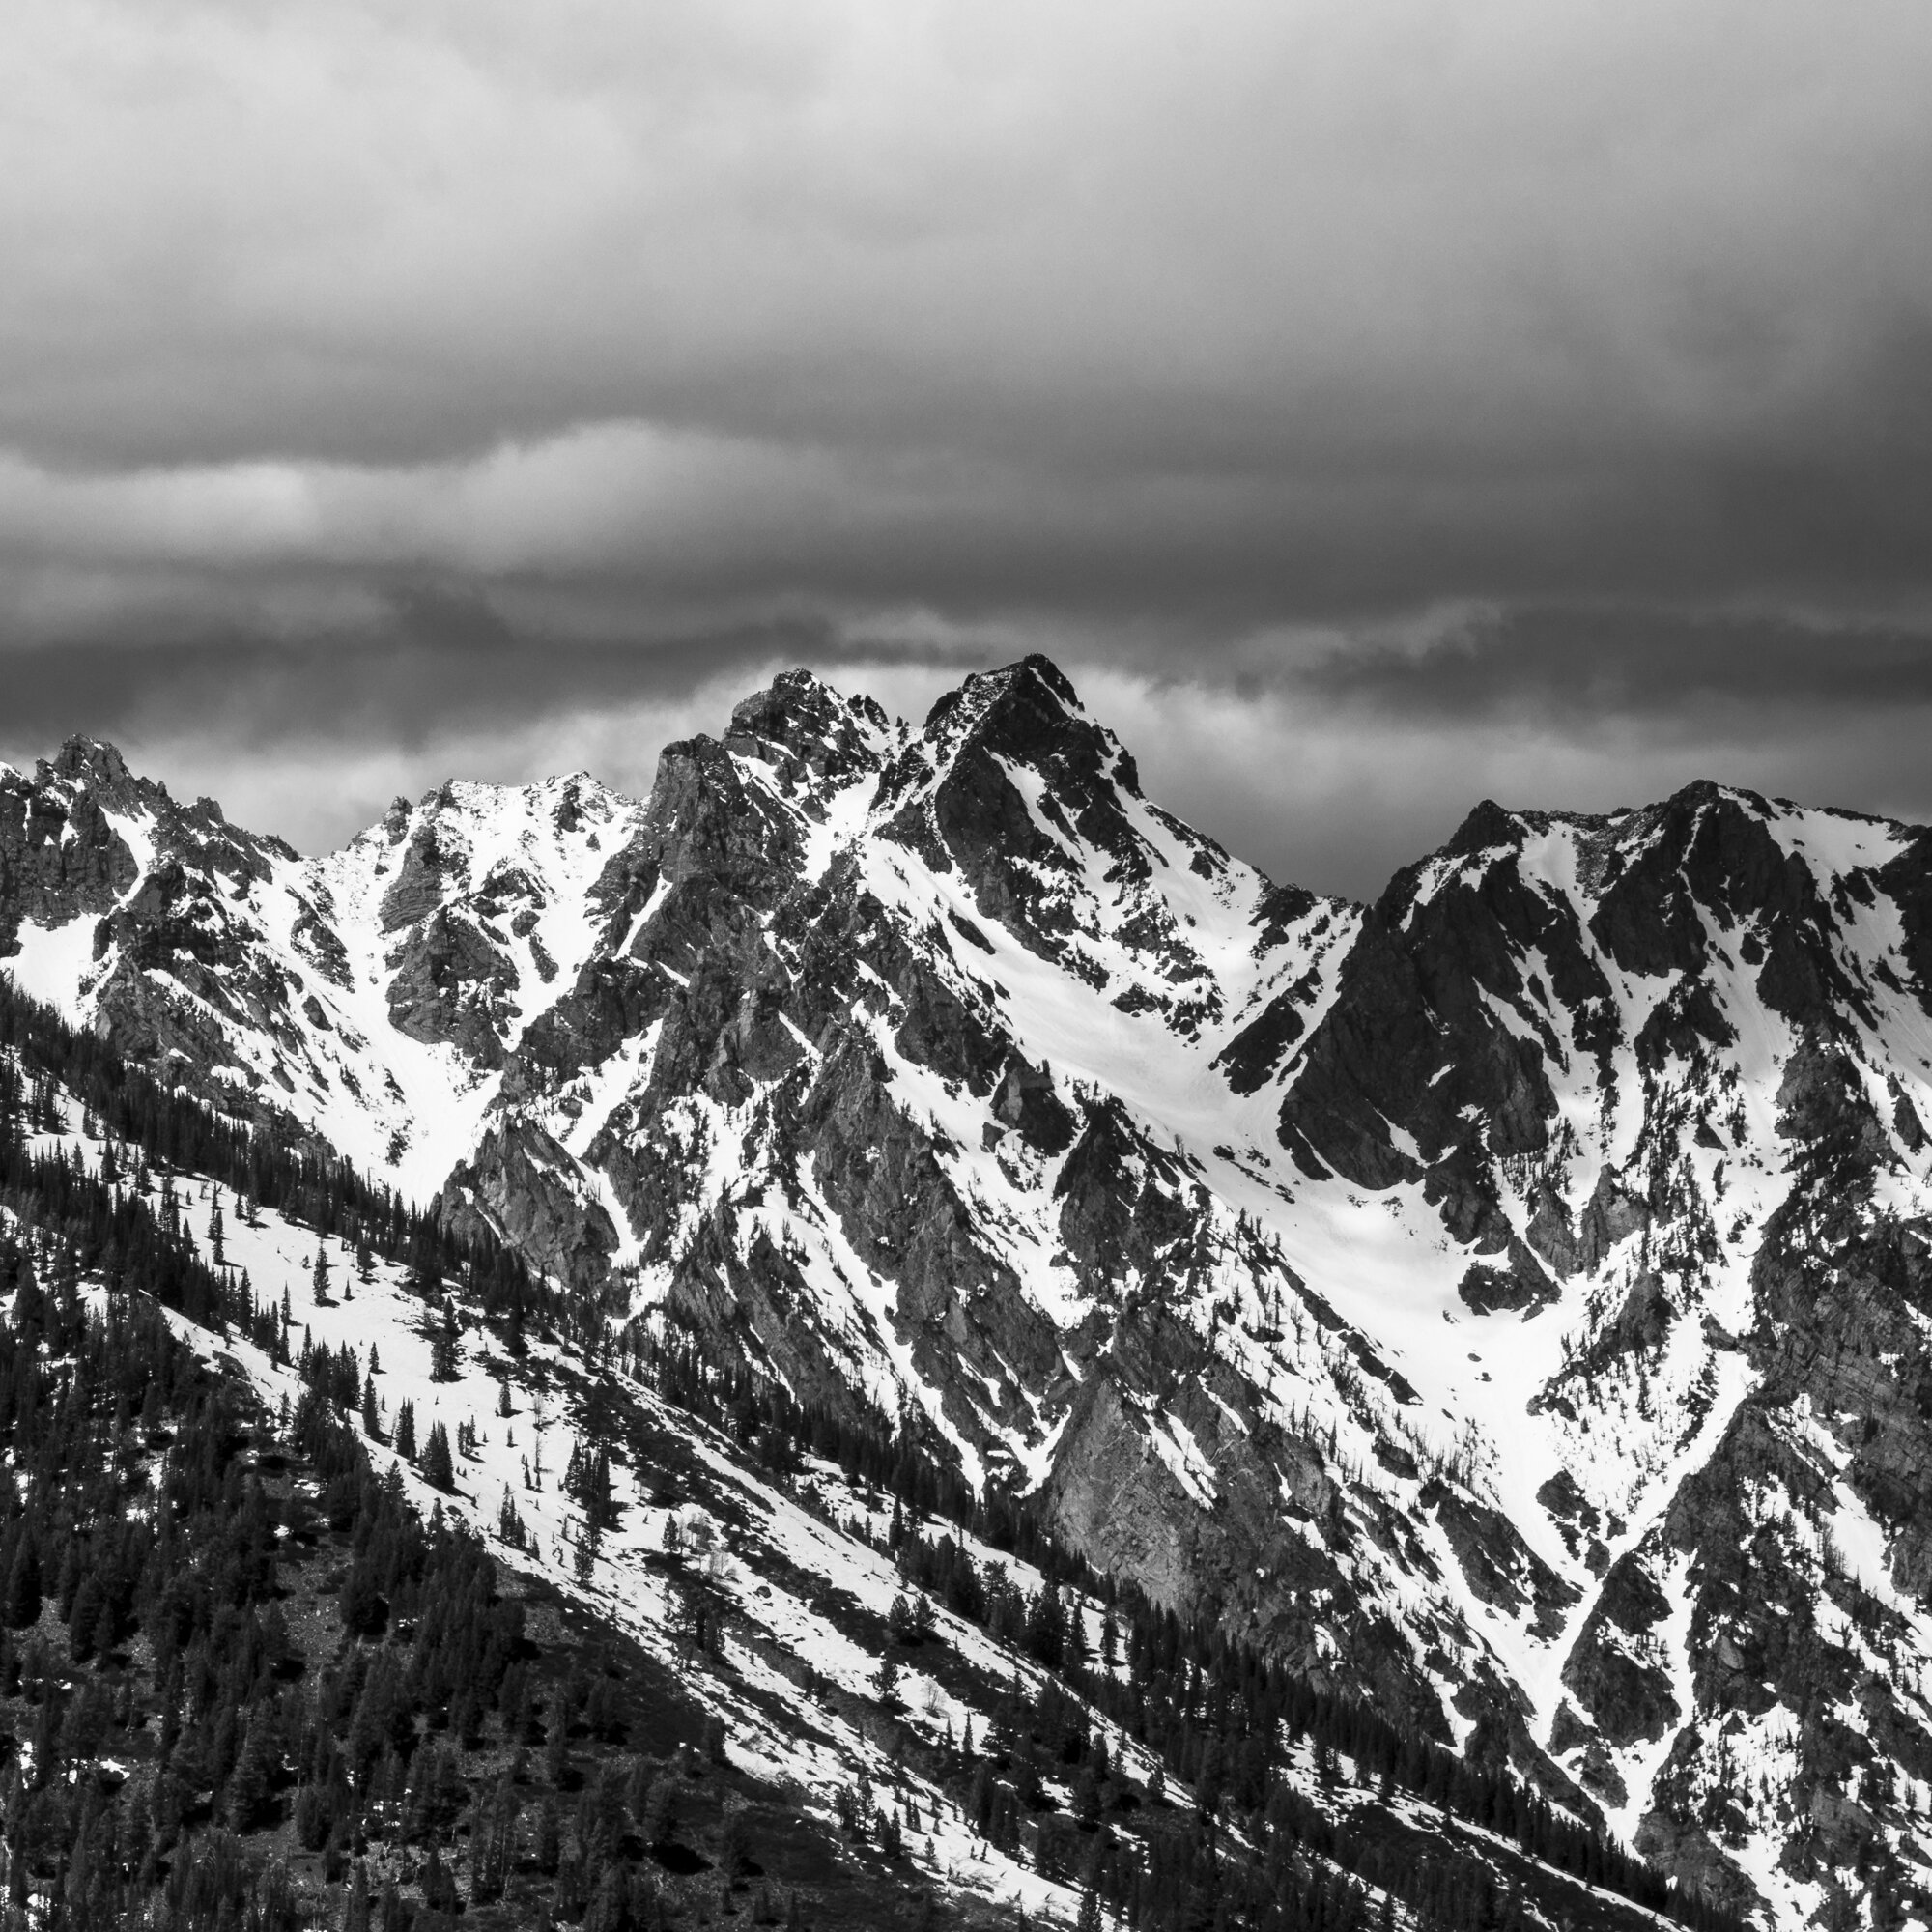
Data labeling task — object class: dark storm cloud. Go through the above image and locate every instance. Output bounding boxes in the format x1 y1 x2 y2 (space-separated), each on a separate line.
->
11 592 1932 907
4 0 1929 602
0 601 813 753
2 2 1931 895
1294 611 1932 722
1107 612 1932 895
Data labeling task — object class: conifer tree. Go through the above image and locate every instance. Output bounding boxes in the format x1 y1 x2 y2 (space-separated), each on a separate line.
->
640 1774 675 1849
431 1304 461 1381
545 1701 573 1789
422 1421 456 1492
4 1536 41 1630
719 1809 753 1880
565 1438 616 1536
498 1486 527 1550
344 1864 372 1932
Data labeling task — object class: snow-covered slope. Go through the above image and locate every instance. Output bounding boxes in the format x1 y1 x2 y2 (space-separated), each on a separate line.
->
0 742 642 1205
9 661 1932 1927
4 1030 1701 1932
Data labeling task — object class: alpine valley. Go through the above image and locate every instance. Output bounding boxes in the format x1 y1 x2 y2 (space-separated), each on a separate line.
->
4 655 1931 1932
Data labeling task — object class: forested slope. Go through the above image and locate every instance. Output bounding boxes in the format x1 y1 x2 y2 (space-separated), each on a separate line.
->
0 980 1738 1932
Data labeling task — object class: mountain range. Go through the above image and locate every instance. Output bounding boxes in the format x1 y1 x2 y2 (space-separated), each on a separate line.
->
7 654 1932 1930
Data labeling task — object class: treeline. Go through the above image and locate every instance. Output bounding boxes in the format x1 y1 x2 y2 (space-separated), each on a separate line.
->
0 971 1747 1932
0 977 546 1339
0 1227 673 1931
0 983 698 1929
639 1321 1749 1932
1 1227 321 1929
646 1333 1076 1578
0 1151 751 1929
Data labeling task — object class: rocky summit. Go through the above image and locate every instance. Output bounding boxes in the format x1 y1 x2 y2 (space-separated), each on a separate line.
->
8 656 1932 1927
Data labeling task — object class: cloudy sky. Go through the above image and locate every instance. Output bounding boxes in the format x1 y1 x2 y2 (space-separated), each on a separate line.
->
2 1 1930 896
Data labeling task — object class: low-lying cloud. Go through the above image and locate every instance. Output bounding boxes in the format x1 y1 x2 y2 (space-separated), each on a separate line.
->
9 609 1932 903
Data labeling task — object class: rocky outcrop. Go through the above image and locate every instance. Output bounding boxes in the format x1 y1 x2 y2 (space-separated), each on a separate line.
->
386 905 522 1065
440 1118 618 1293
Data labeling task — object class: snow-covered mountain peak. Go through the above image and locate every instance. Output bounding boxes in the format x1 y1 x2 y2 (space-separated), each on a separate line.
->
911 653 1137 812
919 651 1085 750
853 657 1339 1061
43 730 148 798
722 666 897 793
325 766 641 915
14 674 1932 1924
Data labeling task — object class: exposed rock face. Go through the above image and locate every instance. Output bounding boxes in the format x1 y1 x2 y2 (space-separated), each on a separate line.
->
0 742 142 949
0 750 644 1188
440 1118 618 1292
11 671 1932 1926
